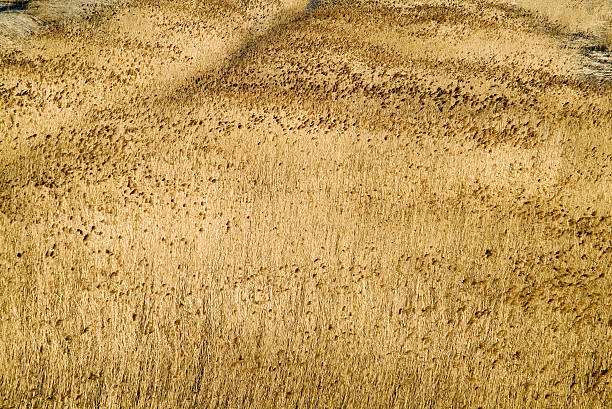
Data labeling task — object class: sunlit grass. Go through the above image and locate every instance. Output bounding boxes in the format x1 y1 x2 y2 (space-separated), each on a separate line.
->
0 1 610 408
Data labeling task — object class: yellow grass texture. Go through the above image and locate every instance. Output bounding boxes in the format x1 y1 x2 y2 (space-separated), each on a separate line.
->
504 0 611 49
1 0 611 408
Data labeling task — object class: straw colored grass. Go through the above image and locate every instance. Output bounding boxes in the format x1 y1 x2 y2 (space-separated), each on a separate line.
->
0 0 610 408
0 0 117 47
505 0 611 48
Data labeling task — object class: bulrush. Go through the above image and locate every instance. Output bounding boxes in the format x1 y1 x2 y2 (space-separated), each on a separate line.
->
0 0 610 408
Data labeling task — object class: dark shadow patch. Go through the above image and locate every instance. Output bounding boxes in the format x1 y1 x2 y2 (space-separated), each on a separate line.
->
0 1 29 13
565 33 612 83
307 0 320 12
163 7 316 105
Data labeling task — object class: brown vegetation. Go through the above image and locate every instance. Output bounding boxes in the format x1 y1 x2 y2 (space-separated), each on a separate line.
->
502 0 611 49
1 0 610 408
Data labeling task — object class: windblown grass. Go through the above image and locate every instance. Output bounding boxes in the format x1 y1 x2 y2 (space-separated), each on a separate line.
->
0 1 610 408
505 0 611 49
0 0 117 47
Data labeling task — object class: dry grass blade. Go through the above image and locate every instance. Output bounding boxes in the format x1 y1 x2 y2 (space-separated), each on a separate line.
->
0 1 610 408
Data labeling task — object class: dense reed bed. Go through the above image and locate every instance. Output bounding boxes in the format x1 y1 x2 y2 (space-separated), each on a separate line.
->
1 1 610 408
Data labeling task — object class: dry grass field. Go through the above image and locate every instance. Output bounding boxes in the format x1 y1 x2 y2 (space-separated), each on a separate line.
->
504 0 611 49
0 0 611 408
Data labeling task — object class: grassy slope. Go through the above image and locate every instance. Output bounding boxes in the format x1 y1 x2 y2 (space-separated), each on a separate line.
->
0 0 611 408
503 0 611 49
0 1 120 46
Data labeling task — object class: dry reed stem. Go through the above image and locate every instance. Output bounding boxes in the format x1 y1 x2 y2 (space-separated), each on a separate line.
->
0 0 610 408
